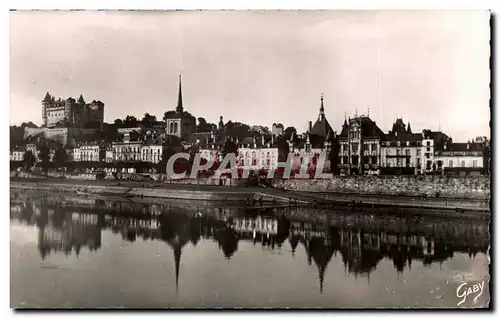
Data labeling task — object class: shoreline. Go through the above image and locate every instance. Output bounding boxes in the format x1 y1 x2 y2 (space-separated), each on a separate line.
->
10 178 490 215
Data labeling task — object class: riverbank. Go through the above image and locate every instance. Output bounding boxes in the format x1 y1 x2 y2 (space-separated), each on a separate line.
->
10 178 490 214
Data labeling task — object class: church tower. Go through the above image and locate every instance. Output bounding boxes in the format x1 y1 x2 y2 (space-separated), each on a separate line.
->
176 74 183 114
165 73 197 140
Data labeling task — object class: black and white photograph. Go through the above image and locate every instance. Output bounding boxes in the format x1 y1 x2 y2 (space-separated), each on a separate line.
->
8 9 491 309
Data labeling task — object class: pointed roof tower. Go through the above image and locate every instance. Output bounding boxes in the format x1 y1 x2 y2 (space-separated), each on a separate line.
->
176 74 184 114
407 122 412 134
319 93 325 121
42 92 51 103
310 93 332 138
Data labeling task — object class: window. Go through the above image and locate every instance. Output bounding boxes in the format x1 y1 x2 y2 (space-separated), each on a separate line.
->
449 160 453 168
352 156 359 165
425 153 430 159
426 160 432 170
473 160 478 168
396 158 401 167
396 149 401 156
372 156 377 165
406 141 410 146
363 156 370 164
352 143 359 153
363 143 369 151
405 149 411 156
405 158 410 167
426 141 431 147
461 160 465 168
417 149 421 156
426 147 431 152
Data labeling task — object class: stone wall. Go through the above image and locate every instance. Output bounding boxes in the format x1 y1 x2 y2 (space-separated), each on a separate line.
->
273 176 490 200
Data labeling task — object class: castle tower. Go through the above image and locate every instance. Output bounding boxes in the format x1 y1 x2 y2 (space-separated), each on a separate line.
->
41 92 52 126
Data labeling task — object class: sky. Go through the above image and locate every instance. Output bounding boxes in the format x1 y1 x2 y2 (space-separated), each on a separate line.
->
10 10 490 142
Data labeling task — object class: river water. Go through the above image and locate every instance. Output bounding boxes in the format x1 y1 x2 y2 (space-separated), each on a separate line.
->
10 190 490 309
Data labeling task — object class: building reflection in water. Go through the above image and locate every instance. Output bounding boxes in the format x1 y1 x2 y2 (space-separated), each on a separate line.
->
10 193 490 295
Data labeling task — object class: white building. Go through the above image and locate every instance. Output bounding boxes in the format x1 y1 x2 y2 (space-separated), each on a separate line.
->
141 142 163 164
236 135 279 170
10 147 26 162
73 143 105 162
380 119 423 175
434 141 487 176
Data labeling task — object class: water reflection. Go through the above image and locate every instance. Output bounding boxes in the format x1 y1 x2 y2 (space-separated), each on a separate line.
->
10 192 489 295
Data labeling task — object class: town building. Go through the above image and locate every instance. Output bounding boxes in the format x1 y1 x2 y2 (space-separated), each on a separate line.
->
287 129 335 174
42 92 104 129
380 119 423 175
421 129 451 174
434 137 489 176
10 146 26 162
337 113 384 175
73 142 106 162
164 75 197 140
285 95 336 174
236 135 279 170
193 116 228 163
140 132 164 164
111 129 143 162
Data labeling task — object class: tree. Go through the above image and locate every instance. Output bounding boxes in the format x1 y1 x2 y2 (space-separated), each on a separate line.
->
284 126 297 139
37 145 51 173
163 111 177 121
123 115 138 128
22 150 36 170
141 113 157 128
114 119 124 127
197 117 213 133
276 136 290 163
53 146 67 167
224 121 253 138
222 139 238 158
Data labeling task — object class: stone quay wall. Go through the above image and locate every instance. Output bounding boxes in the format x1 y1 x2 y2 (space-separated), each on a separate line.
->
273 176 490 200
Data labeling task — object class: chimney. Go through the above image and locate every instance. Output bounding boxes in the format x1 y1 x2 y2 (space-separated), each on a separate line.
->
309 121 312 133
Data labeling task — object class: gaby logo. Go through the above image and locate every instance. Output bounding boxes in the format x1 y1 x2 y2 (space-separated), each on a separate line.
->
456 280 485 306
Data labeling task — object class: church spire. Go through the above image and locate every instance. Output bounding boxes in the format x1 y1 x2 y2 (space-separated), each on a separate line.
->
407 121 412 134
174 243 181 293
319 93 325 121
176 74 183 114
